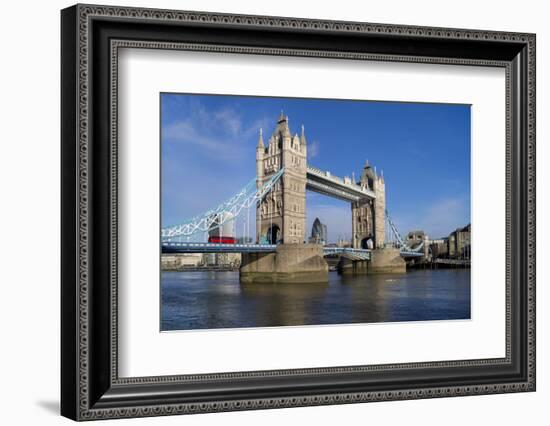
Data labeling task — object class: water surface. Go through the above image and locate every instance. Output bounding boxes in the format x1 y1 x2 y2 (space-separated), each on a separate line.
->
161 269 470 331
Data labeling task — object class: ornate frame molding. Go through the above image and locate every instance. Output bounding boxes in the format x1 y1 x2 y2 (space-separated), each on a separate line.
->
61 4 535 421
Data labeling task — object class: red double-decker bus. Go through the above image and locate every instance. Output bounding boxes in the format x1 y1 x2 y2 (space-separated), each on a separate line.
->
208 236 237 244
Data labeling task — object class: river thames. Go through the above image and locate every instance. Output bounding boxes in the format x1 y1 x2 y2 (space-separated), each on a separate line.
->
161 269 470 331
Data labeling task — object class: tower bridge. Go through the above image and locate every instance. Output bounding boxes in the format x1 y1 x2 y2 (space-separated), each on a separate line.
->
161 112 424 281
254 112 386 250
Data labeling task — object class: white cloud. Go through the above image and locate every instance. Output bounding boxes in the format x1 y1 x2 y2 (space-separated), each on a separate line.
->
213 108 242 135
163 101 270 160
161 98 276 227
307 139 320 159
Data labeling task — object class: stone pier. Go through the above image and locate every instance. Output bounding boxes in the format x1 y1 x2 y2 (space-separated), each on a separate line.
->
369 247 406 274
338 247 406 275
240 244 328 284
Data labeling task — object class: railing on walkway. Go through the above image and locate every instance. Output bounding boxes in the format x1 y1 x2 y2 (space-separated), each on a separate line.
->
162 242 373 258
162 242 277 253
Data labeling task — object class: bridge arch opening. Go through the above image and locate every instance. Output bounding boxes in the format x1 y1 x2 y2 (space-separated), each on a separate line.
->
267 224 281 244
360 236 374 250
306 193 352 247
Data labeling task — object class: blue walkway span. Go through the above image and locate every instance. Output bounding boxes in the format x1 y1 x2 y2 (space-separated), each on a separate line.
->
161 242 423 259
161 242 424 261
162 242 277 254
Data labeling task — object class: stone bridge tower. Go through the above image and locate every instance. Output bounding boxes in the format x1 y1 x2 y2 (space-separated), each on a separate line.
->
351 161 386 249
256 113 307 244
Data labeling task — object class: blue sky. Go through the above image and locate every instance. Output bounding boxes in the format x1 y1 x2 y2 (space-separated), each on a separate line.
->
161 93 471 241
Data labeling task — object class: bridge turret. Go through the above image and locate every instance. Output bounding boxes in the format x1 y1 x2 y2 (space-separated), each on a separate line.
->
274 112 291 146
256 113 307 245
256 128 265 191
351 159 386 249
361 159 377 190
372 172 386 249
256 127 264 150
292 133 301 151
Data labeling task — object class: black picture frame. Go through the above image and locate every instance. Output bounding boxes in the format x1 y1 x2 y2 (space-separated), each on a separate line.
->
61 4 536 421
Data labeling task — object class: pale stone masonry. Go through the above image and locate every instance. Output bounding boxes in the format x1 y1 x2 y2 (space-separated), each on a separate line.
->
240 244 328 284
256 113 307 244
256 114 386 249
338 247 405 274
248 113 397 282
351 161 386 249
448 224 471 259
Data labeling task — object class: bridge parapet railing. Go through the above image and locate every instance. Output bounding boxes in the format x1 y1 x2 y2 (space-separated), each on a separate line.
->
323 247 372 254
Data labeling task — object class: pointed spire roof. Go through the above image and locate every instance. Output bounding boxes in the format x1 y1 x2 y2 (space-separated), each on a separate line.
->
274 111 290 139
257 128 264 149
300 124 307 145
362 159 376 181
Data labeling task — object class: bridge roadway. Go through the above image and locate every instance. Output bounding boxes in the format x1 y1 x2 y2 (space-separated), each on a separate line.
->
161 242 423 258
162 242 372 259
162 242 278 254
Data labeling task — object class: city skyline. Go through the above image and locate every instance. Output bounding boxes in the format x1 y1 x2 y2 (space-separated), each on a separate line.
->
161 93 471 241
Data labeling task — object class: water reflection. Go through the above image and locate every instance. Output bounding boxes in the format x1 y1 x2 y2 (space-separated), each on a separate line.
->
240 282 329 327
161 269 470 331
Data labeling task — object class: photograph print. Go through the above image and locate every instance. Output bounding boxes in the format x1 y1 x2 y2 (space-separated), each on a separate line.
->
160 94 471 332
